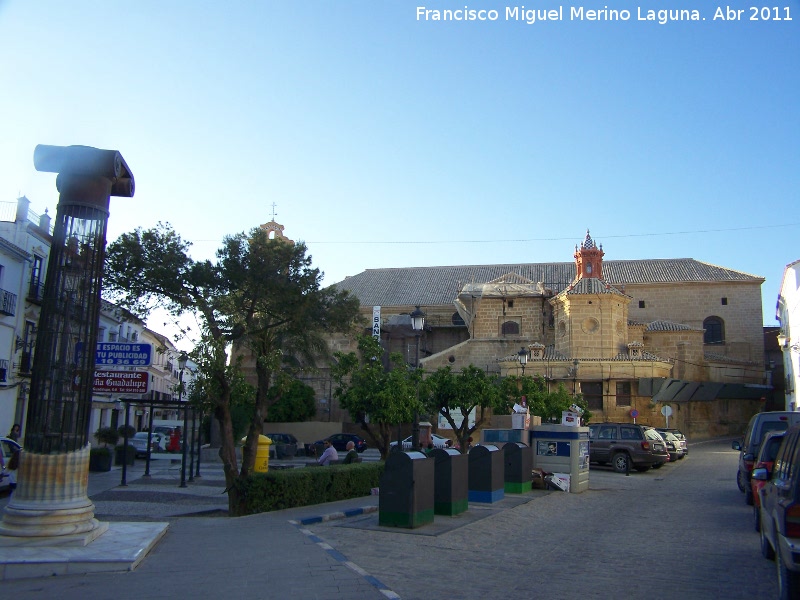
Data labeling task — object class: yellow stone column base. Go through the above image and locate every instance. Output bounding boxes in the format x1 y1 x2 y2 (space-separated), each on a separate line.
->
0 445 108 547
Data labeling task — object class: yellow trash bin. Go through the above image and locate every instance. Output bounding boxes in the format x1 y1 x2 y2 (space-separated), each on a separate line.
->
256 435 272 472
240 435 273 473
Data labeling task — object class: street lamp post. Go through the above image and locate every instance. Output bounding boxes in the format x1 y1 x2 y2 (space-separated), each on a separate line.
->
195 409 202 478
188 407 195 483
518 347 528 376
572 358 580 396
410 306 426 452
178 352 188 488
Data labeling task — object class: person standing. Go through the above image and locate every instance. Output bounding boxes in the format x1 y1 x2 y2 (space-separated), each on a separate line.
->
167 427 181 453
317 440 338 466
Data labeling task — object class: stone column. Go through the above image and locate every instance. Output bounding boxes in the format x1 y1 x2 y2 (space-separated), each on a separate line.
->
0 145 134 545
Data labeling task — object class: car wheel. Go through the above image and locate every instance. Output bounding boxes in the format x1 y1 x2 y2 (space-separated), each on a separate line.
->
612 453 629 473
737 469 746 492
761 523 775 560
651 462 664 470
754 505 761 532
745 485 754 506
777 537 800 600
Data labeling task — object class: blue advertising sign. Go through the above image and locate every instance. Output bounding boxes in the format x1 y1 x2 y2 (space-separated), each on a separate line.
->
95 343 152 367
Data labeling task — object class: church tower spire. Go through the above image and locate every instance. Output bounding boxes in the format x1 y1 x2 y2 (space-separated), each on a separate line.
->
574 229 604 280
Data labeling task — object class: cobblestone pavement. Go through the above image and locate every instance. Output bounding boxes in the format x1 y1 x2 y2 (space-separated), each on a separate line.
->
0 440 780 599
304 439 779 600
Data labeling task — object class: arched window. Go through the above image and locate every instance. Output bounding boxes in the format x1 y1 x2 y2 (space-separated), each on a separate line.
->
501 321 520 335
703 316 725 344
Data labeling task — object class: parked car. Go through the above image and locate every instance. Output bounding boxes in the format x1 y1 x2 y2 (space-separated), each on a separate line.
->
733 411 800 496
0 436 21 492
129 432 166 457
751 430 787 530
659 431 685 462
657 427 688 455
312 433 367 454
588 423 668 473
389 433 451 450
755 423 800 598
265 433 298 458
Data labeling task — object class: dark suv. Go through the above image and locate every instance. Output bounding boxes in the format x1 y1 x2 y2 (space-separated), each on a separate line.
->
754 423 800 598
264 433 298 458
733 411 800 500
589 423 669 473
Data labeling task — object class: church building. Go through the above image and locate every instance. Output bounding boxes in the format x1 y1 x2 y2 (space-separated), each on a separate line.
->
332 230 770 439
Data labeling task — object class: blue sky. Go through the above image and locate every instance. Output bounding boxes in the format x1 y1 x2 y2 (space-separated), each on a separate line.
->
0 1 797 327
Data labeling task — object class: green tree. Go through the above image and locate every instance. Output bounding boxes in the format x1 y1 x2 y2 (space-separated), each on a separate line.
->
104 223 360 515
265 377 316 422
499 375 591 424
331 335 418 459
216 228 360 484
421 365 501 453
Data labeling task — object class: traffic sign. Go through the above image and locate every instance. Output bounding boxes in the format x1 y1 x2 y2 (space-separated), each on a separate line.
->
661 405 673 417
630 409 639 418
92 370 149 394
95 343 152 366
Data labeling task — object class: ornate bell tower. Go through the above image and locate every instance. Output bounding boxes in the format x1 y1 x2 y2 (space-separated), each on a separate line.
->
574 229 604 280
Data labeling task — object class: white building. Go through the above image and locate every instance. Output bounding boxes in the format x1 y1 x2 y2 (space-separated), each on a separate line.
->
0 195 189 443
0 197 53 438
777 260 800 411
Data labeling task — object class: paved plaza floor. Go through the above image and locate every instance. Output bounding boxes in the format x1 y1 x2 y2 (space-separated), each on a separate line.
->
0 440 781 599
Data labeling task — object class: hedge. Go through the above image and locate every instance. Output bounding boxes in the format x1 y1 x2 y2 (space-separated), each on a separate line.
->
233 462 384 515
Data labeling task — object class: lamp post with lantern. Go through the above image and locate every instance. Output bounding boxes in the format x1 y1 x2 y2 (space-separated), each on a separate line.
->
178 352 189 488
517 347 528 376
410 306 426 452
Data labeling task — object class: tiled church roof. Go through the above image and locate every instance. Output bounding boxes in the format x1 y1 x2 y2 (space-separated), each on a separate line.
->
332 259 762 307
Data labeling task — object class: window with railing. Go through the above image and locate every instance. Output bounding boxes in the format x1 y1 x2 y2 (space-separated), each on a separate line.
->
0 288 17 316
28 255 44 301
0 359 8 382
18 321 35 374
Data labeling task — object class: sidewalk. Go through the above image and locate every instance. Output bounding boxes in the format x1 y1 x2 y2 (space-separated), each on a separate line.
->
0 450 385 590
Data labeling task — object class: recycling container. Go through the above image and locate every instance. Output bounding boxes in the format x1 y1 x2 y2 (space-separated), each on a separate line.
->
503 442 533 494
430 447 469 516
379 450 434 528
468 444 504 503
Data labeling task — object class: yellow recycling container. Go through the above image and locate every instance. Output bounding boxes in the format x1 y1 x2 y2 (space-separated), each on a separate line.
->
241 435 273 473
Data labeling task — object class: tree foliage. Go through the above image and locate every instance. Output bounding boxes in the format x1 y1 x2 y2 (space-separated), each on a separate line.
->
420 365 502 452
331 335 419 459
265 377 316 423
104 223 360 515
499 375 591 424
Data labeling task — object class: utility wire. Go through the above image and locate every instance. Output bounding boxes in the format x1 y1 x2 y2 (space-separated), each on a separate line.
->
189 222 799 246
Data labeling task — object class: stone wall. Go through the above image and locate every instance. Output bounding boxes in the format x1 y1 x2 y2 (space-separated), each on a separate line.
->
623 281 764 364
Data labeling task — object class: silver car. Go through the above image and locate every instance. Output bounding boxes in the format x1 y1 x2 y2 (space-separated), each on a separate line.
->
660 431 685 462
129 432 166 457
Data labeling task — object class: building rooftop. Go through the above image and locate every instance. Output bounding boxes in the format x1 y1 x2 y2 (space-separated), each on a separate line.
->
333 258 763 307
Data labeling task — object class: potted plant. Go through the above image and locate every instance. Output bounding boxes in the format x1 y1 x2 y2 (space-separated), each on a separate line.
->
90 426 119 472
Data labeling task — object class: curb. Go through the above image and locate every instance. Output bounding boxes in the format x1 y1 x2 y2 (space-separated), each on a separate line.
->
292 504 378 526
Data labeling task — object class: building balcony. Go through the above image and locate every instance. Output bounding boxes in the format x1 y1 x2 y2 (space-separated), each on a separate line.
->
17 352 31 376
27 280 44 303
0 288 16 316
